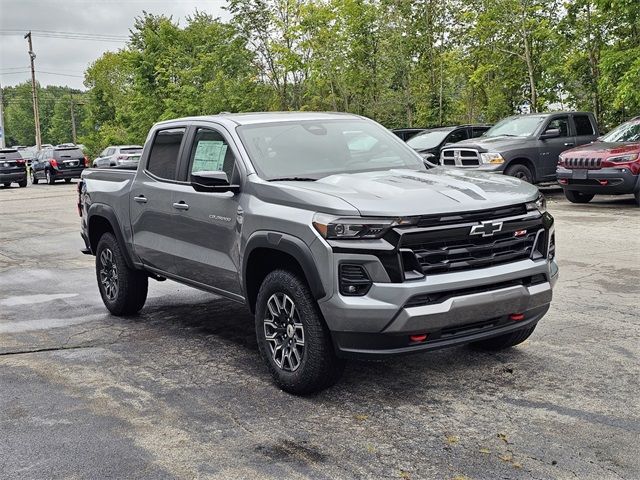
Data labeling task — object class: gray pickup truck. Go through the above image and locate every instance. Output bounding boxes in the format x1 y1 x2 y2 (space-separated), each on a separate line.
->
440 112 599 184
79 112 558 394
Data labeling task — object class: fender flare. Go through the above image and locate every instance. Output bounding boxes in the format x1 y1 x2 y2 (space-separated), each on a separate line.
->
243 231 326 301
87 203 138 268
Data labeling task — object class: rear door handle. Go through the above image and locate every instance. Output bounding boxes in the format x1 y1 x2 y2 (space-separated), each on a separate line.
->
133 195 148 204
564 142 575 146
172 201 189 211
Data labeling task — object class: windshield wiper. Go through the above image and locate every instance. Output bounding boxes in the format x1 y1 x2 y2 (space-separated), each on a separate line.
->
268 177 317 182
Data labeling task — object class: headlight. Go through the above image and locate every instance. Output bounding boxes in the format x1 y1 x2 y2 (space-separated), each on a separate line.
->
480 152 505 164
526 194 546 214
312 213 416 240
608 153 638 163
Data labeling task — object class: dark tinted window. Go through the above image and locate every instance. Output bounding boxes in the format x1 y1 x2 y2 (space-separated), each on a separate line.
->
147 128 185 180
546 117 569 137
471 127 490 138
574 115 594 136
53 148 84 159
121 147 143 154
188 128 236 182
446 128 468 144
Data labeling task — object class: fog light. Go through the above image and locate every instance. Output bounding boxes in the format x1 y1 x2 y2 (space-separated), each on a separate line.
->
339 264 372 296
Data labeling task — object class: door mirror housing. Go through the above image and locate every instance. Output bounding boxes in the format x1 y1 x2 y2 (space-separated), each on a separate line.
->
191 171 239 193
540 128 560 139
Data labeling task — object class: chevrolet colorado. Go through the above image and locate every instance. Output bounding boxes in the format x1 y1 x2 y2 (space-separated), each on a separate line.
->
79 112 558 394
440 112 598 184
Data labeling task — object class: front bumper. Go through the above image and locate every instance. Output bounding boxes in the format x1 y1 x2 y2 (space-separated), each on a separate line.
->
319 258 558 359
0 171 27 183
557 166 639 195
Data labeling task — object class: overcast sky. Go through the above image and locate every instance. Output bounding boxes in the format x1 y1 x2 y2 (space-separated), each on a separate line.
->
0 0 230 90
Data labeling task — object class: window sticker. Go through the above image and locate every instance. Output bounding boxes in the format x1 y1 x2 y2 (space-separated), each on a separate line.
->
192 140 228 173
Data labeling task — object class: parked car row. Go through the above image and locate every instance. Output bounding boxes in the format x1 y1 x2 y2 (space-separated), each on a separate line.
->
92 145 143 169
396 111 639 206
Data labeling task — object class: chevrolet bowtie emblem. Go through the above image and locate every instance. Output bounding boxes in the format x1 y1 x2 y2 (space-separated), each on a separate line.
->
470 221 503 237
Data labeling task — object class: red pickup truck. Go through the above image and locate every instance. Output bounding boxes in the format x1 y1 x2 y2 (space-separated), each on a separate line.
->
557 116 640 206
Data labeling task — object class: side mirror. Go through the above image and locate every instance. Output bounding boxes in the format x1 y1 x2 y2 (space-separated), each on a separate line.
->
191 171 239 194
540 128 560 139
421 153 438 168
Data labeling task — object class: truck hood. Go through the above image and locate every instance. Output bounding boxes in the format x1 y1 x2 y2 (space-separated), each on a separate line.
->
267 168 538 217
445 135 529 153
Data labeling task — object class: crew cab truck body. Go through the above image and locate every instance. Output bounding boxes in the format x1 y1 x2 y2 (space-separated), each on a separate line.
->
440 112 599 184
557 116 640 206
79 112 558 394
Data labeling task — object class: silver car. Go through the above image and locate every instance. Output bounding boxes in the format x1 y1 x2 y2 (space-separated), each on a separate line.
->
92 145 143 168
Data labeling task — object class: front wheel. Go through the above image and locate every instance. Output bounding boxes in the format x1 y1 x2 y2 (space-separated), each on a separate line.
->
505 164 533 184
471 324 537 350
95 232 148 316
32 171 39 184
255 270 345 395
564 190 594 203
18 178 27 188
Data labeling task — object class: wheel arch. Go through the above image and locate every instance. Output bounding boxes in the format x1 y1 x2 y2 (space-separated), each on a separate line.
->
505 157 538 182
243 232 326 314
87 203 137 268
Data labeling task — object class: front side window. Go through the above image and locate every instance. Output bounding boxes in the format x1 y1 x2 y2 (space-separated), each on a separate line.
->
188 128 236 181
146 128 185 180
445 129 468 144
237 119 424 180
546 117 569 137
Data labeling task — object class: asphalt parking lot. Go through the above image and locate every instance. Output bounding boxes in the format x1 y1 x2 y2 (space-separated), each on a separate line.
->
0 181 638 480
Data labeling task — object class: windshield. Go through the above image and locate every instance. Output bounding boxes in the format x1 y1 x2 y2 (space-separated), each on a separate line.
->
406 130 450 149
237 119 424 180
601 121 640 143
484 116 545 138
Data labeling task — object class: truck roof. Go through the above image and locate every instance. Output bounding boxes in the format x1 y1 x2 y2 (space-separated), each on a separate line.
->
154 111 362 128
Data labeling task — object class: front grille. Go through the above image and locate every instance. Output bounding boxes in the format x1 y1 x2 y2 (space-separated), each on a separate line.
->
564 157 602 169
415 204 527 228
440 149 480 167
399 215 545 276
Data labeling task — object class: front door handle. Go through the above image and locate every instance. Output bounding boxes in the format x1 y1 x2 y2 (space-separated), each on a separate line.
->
172 201 189 211
564 142 575 146
133 195 148 204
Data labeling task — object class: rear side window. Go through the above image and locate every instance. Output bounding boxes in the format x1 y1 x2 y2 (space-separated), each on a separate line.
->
574 115 595 136
54 148 83 159
147 128 185 180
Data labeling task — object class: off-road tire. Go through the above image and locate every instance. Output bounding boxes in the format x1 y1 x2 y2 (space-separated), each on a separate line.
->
18 179 27 188
471 324 537 350
505 164 534 184
255 269 345 395
564 190 594 203
95 232 148 316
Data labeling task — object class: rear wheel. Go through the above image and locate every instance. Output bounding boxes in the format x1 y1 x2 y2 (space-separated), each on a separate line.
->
32 171 39 184
471 324 537 350
45 169 55 185
505 164 533 184
3 183 10 187
95 232 148 316
564 190 594 203
18 178 27 188
64 178 71 184
255 269 345 395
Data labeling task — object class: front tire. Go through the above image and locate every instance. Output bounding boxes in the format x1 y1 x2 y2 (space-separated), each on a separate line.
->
564 189 594 203
471 324 537 350
505 164 533 184
95 232 148 316
18 178 27 188
255 270 345 395
32 171 39 184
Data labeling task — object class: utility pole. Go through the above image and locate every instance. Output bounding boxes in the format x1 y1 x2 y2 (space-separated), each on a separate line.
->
70 95 77 143
24 31 42 150
0 79 5 148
